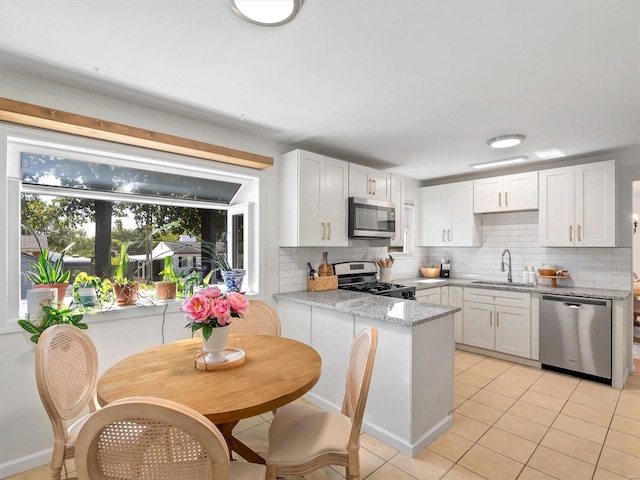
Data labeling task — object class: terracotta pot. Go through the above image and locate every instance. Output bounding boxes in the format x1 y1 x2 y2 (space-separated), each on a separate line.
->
33 283 69 307
113 283 139 306
155 281 177 300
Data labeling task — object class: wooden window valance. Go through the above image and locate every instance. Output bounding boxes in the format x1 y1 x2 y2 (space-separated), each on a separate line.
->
0 97 273 170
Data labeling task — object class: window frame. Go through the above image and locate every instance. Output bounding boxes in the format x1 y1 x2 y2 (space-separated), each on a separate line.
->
1 122 260 329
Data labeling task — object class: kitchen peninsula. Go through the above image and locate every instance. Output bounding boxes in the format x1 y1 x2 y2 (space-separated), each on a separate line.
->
274 290 460 456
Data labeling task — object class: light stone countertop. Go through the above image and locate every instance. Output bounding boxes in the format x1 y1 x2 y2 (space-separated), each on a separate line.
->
273 290 460 327
408 277 631 300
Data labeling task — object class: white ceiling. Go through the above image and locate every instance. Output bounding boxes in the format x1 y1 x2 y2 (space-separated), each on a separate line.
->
0 0 639 181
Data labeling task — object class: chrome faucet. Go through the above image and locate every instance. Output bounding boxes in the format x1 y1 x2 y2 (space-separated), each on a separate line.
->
501 249 512 283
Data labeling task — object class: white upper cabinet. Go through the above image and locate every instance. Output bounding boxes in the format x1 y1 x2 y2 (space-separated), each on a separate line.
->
279 150 349 247
389 174 405 247
419 180 481 246
349 163 391 202
539 160 615 247
474 172 538 213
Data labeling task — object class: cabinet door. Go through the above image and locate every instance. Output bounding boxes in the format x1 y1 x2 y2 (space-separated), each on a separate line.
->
447 181 480 246
348 164 390 202
575 160 615 246
473 176 503 213
539 166 575 246
444 286 464 343
494 305 531 358
390 174 405 247
298 151 327 246
324 157 349 246
463 301 494 350
416 288 441 304
504 172 538 211
419 185 447 246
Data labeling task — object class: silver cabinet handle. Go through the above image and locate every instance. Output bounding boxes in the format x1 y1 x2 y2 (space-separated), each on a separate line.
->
578 225 581 241
328 222 331 240
489 310 493 326
498 192 501 207
505 192 508 206
372 179 376 195
569 225 573 242
321 222 326 240
448 229 451 241
496 311 500 327
442 229 446 242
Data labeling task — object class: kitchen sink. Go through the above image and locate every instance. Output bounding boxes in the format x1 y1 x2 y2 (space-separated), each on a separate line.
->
471 280 534 287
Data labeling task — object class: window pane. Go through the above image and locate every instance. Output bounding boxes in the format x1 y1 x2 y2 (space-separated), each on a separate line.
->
21 152 242 203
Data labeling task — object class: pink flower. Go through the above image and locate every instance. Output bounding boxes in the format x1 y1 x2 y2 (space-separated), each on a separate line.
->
227 292 248 316
181 295 213 323
197 286 221 299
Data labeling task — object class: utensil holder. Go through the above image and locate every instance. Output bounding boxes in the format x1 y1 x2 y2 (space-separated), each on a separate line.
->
379 267 393 283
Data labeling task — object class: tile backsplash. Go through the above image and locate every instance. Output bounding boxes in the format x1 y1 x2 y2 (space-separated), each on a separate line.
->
278 211 632 293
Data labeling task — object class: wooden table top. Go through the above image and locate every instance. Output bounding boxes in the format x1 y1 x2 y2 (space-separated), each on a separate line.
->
634 283 640 296
97 334 322 425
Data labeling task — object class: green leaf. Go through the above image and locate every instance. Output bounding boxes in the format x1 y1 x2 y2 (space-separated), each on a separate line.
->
18 320 39 335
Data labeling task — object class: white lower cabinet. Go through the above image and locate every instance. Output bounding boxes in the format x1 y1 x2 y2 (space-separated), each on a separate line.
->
415 287 441 304
462 288 531 358
442 286 464 343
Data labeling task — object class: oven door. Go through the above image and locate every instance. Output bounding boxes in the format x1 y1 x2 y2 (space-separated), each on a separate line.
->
348 197 396 238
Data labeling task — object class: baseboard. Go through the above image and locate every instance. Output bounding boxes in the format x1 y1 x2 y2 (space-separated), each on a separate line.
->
0 448 51 479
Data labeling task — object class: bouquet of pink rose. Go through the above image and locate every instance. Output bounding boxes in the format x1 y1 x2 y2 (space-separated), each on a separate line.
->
181 286 248 340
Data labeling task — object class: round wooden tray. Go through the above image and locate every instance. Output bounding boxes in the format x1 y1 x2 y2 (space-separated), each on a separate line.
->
195 348 245 371
539 275 571 288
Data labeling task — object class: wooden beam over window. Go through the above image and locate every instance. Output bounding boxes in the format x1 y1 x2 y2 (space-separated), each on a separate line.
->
0 97 273 170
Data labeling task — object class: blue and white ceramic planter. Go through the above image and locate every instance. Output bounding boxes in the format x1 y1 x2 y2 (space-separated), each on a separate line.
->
221 269 245 293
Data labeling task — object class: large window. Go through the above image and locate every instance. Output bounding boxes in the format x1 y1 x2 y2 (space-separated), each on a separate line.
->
4 125 257 319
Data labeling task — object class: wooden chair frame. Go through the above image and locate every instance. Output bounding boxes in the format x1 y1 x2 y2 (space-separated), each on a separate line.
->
230 300 281 337
74 396 232 479
35 324 100 480
265 326 378 480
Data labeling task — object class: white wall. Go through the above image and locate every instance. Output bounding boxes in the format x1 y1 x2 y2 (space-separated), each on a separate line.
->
633 184 640 277
0 71 292 477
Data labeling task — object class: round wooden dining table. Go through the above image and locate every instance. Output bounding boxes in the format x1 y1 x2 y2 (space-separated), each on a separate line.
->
97 334 322 464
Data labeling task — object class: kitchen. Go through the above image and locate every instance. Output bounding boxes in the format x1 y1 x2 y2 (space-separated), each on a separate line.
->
1 1 639 479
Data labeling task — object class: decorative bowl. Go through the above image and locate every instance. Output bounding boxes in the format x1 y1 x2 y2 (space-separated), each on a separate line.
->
420 267 441 278
538 268 557 276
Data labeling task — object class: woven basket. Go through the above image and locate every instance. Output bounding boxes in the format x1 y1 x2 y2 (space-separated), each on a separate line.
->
307 275 338 292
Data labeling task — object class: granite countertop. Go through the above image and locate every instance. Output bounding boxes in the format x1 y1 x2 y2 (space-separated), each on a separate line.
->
409 277 630 300
273 290 460 327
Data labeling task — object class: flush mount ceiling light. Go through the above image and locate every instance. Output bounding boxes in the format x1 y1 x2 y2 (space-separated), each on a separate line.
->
471 156 528 170
228 0 303 26
487 134 525 149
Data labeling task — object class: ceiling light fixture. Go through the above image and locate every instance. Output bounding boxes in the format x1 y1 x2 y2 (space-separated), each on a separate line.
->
471 156 528 170
487 134 525 149
228 0 303 26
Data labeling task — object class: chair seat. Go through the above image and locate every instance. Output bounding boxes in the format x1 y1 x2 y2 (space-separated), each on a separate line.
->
67 413 93 448
230 462 267 479
267 404 351 465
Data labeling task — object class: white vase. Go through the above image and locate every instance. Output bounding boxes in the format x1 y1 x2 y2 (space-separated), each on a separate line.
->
201 325 230 364
27 288 57 319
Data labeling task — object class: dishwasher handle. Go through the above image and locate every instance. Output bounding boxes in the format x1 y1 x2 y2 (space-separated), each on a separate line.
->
541 294 610 308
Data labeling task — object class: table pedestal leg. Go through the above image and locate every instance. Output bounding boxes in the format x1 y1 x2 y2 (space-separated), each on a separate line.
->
217 421 266 465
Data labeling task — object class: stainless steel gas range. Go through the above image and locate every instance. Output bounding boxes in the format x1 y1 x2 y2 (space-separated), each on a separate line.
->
333 261 416 300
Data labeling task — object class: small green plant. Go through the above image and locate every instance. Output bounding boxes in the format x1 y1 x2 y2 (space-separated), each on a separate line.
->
18 305 87 344
23 223 74 285
73 272 107 305
159 256 180 283
113 243 135 286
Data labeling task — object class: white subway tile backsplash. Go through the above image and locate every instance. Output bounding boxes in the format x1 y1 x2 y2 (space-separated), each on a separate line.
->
277 214 632 292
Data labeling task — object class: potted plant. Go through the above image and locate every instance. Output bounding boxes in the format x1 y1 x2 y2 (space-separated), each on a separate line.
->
155 255 178 300
112 243 138 306
18 305 87 344
23 224 74 307
209 248 245 293
72 272 103 306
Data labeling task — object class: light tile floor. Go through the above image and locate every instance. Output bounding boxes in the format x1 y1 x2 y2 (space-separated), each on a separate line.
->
8 350 640 480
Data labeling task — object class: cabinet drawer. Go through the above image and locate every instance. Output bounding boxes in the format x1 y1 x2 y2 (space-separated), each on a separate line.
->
464 288 530 309
416 288 441 304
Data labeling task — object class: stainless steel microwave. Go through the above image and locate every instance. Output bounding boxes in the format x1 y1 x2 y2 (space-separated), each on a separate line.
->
348 197 396 239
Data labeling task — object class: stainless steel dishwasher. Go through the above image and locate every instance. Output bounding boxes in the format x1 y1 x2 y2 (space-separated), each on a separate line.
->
539 294 612 383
